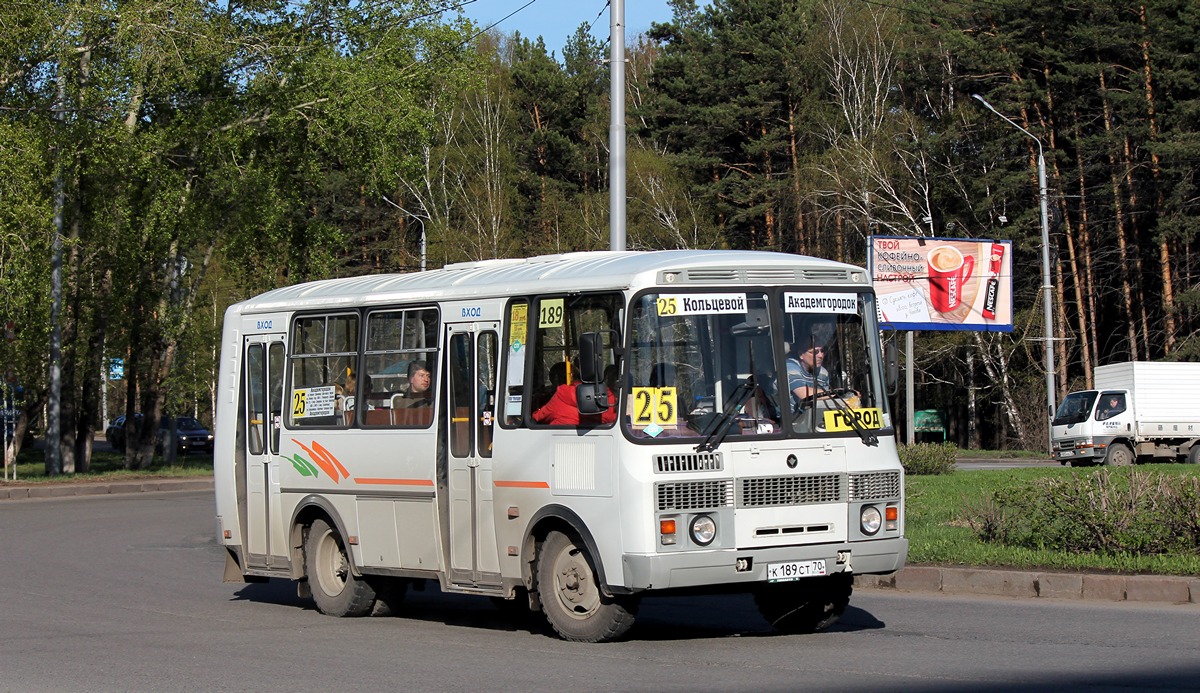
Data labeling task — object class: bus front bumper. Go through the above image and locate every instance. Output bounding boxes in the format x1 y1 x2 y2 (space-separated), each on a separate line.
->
619 537 908 592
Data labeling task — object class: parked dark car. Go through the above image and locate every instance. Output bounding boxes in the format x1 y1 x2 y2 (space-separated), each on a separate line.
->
105 414 213 454
158 415 214 454
104 414 143 452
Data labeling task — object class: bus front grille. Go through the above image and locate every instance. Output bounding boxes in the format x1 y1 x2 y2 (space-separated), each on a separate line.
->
739 474 844 507
656 480 735 511
654 452 723 473
848 471 901 500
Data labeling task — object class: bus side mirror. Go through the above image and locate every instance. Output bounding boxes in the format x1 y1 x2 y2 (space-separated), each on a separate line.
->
578 332 604 383
577 382 608 414
577 330 620 414
578 330 620 384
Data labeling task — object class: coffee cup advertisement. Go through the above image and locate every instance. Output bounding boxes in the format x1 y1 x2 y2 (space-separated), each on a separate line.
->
868 236 1012 332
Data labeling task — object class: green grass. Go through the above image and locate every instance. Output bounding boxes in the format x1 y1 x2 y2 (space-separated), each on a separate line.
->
906 465 1200 576
1 447 213 484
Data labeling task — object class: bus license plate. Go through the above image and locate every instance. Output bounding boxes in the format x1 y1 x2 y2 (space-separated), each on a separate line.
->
766 560 826 582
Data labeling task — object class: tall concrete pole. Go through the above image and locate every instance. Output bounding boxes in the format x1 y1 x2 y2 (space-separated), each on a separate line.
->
609 0 626 251
972 94 1056 452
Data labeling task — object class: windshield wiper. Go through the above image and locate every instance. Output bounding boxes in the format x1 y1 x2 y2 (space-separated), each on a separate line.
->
821 389 879 447
695 377 759 453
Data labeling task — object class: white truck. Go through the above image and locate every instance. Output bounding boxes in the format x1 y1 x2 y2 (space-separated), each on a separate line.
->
1051 361 1200 466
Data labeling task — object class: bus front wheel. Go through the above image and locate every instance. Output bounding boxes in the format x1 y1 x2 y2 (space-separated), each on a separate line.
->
754 572 852 634
537 531 638 642
304 518 376 617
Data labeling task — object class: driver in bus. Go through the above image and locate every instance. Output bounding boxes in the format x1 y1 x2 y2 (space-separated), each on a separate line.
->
787 339 830 411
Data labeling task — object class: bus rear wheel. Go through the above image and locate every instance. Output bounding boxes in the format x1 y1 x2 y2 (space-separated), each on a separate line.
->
754 572 852 634
537 530 638 642
305 518 376 617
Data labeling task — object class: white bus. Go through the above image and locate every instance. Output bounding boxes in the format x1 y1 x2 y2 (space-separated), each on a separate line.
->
214 250 906 641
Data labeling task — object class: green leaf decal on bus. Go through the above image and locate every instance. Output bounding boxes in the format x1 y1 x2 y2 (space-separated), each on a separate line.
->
291 454 320 478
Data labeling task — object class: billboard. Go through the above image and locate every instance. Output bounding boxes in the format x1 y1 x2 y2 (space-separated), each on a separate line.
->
868 236 1013 332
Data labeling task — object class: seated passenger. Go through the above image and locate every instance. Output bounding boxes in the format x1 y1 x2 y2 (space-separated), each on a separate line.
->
533 362 617 426
396 360 433 408
334 368 357 425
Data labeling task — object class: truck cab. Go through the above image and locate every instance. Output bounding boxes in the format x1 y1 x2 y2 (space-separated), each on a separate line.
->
1051 389 1135 465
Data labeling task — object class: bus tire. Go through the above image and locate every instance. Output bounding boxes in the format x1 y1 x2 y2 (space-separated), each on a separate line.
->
368 577 407 616
754 572 852 634
1103 443 1134 467
536 530 638 642
304 518 376 617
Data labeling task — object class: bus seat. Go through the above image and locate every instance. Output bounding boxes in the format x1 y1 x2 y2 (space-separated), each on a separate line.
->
364 410 392 426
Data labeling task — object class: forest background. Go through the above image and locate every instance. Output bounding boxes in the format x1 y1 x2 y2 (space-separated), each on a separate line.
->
1 0 1197 472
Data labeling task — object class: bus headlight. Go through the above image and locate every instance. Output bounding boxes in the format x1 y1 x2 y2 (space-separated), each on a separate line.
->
690 515 717 546
860 506 882 536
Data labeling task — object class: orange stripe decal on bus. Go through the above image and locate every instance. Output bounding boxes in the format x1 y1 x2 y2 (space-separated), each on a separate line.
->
353 478 435 486
494 480 550 489
312 440 351 478
292 439 344 483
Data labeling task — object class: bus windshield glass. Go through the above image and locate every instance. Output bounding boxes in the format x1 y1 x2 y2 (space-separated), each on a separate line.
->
625 289 885 442
626 291 779 441
779 291 885 437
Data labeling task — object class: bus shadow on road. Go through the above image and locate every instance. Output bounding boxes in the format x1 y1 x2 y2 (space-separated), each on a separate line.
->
230 579 886 641
632 595 885 640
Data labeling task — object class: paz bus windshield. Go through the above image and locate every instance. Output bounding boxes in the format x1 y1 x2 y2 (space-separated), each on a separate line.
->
624 289 886 443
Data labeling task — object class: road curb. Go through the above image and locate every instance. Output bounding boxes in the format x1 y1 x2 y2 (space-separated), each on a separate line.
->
856 566 1199 604
0 477 214 500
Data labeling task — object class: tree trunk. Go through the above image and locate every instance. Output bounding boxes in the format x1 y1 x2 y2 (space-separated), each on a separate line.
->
1072 118 1099 385
786 102 807 254
966 347 978 449
971 333 1027 450
1139 3 1177 352
1120 133 1152 358
1098 65 1139 361
75 269 112 473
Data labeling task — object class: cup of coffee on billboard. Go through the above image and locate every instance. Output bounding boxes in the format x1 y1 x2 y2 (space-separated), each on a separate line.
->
926 245 974 312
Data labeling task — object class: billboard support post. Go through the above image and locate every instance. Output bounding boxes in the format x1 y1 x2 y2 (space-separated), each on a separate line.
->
905 331 914 446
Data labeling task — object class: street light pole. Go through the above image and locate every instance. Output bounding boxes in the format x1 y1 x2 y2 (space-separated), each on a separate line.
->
972 94 1056 453
609 0 626 252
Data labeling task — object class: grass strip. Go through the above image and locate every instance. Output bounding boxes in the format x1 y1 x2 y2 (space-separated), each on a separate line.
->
2 449 213 484
907 465 1200 576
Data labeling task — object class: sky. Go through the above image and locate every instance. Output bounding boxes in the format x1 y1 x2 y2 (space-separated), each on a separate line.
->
457 0 680 59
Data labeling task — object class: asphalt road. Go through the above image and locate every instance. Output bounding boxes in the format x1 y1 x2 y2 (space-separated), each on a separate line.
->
2 490 1198 692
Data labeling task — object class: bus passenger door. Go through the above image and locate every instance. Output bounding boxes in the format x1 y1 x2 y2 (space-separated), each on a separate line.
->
445 322 502 588
242 334 288 569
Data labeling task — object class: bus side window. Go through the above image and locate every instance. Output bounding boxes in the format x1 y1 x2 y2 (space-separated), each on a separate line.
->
287 313 359 429
246 343 266 454
362 307 439 429
268 342 285 453
528 292 622 428
502 299 529 427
